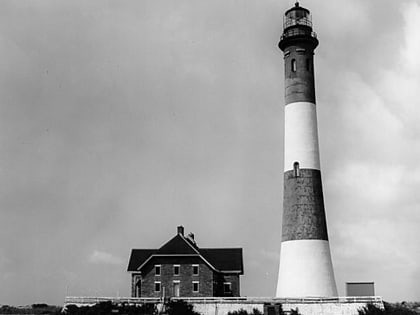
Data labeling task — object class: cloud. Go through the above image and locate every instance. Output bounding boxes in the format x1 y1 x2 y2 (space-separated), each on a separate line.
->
328 162 404 206
320 2 420 301
401 2 420 70
379 1 420 135
88 251 123 265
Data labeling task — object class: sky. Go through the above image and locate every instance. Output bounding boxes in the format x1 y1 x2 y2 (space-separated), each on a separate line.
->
0 0 419 306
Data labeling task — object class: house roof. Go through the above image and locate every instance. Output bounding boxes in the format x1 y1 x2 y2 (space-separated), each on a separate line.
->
127 228 243 274
200 248 243 272
157 234 199 255
127 249 156 271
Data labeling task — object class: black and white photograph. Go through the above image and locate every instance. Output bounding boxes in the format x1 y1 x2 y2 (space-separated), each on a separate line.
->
0 1 419 314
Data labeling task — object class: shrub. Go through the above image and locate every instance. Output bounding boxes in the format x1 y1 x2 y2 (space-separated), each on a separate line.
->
227 308 262 315
358 302 418 315
32 304 49 309
164 300 200 315
0 304 61 315
64 302 156 315
227 306 301 315
358 304 385 315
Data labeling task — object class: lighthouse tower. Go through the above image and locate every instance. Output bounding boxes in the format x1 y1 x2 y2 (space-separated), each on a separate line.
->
276 2 338 297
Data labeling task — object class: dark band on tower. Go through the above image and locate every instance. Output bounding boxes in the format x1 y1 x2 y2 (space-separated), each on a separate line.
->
282 169 328 241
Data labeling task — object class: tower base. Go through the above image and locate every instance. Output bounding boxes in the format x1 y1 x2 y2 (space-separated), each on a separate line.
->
276 239 338 297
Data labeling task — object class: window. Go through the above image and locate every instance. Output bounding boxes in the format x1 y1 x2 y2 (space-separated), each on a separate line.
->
306 58 311 71
174 265 180 276
192 281 199 293
154 281 161 292
192 264 199 276
224 282 232 294
155 265 161 276
291 59 296 72
293 161 300 177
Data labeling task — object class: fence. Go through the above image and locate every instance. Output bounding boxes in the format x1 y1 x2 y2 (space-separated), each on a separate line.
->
64 295 383 306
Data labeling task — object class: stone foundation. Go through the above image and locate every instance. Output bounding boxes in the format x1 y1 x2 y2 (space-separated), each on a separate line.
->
64 296 384 315
187 298 383 315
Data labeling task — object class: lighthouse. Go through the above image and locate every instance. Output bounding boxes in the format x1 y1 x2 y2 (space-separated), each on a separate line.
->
276 2 338 297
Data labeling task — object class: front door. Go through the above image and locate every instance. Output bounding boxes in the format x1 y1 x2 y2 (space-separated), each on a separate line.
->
173 282 180 297
135 280 141 297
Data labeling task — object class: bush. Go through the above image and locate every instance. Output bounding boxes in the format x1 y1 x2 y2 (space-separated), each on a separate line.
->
358 302 418 315
358 304 385 315
0 304 61 315
32 304 49 309
64 302 156 315
228 306 300 315
227 308 262 315
164 300 200 315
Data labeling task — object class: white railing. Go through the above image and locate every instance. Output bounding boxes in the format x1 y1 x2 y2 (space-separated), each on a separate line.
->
174 296 383 304
65 296 162 305
64 296 383 306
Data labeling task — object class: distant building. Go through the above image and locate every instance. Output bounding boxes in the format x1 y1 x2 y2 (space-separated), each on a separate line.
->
346 282 375 296
127 226 244 298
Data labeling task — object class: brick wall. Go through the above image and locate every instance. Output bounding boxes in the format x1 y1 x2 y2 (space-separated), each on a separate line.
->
131 273 141 297
213 274 240 297
133 256 214 297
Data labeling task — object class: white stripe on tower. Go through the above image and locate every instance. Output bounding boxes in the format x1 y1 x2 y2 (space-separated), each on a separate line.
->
277 240 337 297
284 101 320 172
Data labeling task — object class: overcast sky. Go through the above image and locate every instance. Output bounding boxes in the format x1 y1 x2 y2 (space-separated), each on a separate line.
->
1 0 419 306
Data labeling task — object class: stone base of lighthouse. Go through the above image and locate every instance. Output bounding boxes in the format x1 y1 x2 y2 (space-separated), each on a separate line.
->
276 240 338 297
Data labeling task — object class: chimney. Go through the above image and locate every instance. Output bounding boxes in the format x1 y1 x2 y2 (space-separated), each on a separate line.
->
177 226 184 236
187 232 197 247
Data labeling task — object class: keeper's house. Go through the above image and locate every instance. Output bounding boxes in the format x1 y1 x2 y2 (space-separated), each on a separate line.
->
127 226 243 298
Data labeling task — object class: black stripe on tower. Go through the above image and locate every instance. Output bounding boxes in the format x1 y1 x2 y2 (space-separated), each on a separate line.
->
283 46 316 104
282 169 328 241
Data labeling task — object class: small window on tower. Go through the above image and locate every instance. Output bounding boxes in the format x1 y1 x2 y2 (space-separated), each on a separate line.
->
291 59 297 72
293 161 300 177
306 59 310 71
